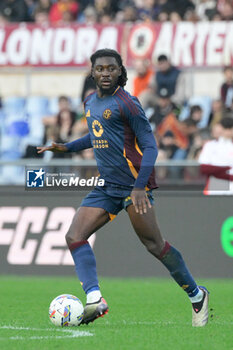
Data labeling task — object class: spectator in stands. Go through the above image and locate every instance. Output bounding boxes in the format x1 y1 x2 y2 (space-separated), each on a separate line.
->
218 0 233 20
220 66 233 110
43 108 77 158
33 0 52 15
54 108 76 142
78 0 94 12
42 95 75 126
209 99 224 127
211 121 223 140
199 117 233 195
187 128 211 160
137 0 159 21
189 105 203 125
148 87 180 130
34 9 50 25
156 0 195 20
49 0 79 23
0 0 31 22
157 116 198 160
81 6 97 24
94 0 119 21
99 12 113 24
150 54 186 105
211 11 222 21
132 58 154 103
157 11 169 22
169 11 182 23
115 4 138 23
183 8 200 22
195 0 217 21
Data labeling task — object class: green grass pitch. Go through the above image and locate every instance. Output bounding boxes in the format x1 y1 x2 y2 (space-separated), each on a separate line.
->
0 277 232 350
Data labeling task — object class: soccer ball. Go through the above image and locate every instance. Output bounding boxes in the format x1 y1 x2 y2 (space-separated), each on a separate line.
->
49 294 84 326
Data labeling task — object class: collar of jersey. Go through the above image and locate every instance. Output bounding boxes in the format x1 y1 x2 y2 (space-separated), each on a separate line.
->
96 86 120 100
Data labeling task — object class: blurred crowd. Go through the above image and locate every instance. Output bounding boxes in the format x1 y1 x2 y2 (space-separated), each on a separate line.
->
40 58 233 164
1 55 232 166
0 0 233 26
134 57 233 162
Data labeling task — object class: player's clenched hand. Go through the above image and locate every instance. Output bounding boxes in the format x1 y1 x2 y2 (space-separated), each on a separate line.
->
131 188 152 215
36 142 68 154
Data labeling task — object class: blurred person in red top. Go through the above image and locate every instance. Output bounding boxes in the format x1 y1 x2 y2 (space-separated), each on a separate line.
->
132 58 154 103
49 0 79 23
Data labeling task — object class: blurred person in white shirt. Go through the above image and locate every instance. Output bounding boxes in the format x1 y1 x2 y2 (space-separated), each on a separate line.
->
198 117 233 195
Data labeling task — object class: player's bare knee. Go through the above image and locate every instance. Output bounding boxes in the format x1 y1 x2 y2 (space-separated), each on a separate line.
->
146 240 164 258
65 226 80 246
65 229 74 246
65 226 87 247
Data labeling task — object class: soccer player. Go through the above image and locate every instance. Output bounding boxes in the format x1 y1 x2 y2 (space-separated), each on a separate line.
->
37 49 209 327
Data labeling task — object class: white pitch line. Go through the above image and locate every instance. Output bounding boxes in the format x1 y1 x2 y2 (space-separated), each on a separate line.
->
3 333 92 340
106 320 233 326
0 325 93 340
0 325 87 332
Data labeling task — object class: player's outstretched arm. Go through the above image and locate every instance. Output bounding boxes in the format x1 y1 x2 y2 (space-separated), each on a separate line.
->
37 142 68 154
37 133 93 154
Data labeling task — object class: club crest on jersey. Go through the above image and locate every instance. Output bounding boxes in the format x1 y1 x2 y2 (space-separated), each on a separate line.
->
103 109 112 120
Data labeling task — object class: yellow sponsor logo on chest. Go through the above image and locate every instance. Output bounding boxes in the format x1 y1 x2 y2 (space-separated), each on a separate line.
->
92 120 104 137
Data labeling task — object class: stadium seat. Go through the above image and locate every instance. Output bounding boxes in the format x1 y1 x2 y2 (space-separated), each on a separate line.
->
0 162 24 184
19 113 44 155
3 96 26 115
71 97 81 111
48 97 59 115
0 117 31 159
25 96 49 117
7 120 30 137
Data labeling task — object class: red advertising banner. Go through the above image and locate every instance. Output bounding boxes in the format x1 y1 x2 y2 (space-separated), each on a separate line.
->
0 22 232 67
127 22 233 67
0 24 124 67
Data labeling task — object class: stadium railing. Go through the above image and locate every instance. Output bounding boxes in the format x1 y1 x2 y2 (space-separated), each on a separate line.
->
0 159 205 190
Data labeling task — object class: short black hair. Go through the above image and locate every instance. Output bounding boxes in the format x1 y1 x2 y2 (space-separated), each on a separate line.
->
58 95 69 103
90 49 128 87
182 117 198 127
223 65 233 73
157 54 168 62
190 105 202 114
220 117 233 129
